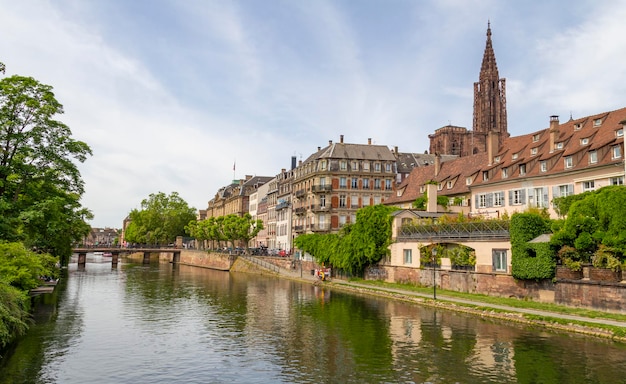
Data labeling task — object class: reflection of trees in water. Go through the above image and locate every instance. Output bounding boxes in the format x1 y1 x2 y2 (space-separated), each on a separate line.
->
0 270 84 384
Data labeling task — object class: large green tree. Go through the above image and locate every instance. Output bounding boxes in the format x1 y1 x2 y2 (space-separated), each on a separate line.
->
0 75 92 262
124 192 196 245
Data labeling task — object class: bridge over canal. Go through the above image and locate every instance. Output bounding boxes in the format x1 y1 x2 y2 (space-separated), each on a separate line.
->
72 247 182 267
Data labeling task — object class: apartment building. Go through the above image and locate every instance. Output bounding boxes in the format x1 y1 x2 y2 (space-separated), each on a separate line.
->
291 135 398 235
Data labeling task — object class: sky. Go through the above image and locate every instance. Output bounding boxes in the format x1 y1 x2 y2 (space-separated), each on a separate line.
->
1 0 626 228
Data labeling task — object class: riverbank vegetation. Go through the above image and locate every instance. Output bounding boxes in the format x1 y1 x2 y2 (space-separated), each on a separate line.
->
186 213 263 252
1 61 92 349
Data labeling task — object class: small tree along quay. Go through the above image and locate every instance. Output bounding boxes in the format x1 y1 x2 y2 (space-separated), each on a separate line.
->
295 205 397 276
187 213 263 253
124 192 197 246
1 65 92 349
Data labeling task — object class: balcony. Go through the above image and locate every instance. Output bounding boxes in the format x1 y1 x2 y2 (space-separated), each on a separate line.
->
275 201 290 211
311 205 330 213
311 223 331 232
311 184 332 193
295 189 306 198
294 207 307 215
294 225 305 233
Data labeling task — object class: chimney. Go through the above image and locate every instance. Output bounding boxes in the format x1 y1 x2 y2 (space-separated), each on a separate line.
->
291 156 297 170
487 131 500 166
340 134 344 143
426 183 438 213
434 153 441 176
329 140 333 146
317 146 321 151
394 146 398 154
368 138 372 145
549 115 559 152
299 160 303 166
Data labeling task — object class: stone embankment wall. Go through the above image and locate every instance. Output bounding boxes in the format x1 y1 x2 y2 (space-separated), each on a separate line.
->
159 250 232 270
371 265 626 313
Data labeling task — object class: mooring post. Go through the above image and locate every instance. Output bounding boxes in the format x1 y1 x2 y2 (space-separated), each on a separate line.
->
111 252 119 267
78 252 87 267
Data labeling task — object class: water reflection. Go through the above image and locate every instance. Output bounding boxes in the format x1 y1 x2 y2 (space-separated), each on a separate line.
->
1 260 626 383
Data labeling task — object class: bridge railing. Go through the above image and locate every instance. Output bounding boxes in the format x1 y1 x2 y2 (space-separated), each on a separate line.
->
240 255 280 273
397 220 511 241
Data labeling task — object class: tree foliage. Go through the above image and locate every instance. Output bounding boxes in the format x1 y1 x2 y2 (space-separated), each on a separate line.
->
0 75 92 261
124 192 196 245
550 186 626 270
187 213 263 252
295 205 397 275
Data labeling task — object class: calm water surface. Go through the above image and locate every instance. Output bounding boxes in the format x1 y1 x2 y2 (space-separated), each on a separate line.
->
2 258 626 383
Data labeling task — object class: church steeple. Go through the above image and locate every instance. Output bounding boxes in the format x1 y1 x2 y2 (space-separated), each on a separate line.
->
473 22 508 145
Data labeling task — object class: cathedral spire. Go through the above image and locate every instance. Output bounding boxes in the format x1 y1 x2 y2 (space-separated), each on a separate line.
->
473 22 508 146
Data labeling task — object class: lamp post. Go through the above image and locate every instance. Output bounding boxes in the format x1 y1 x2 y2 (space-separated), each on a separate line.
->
432 247 437 300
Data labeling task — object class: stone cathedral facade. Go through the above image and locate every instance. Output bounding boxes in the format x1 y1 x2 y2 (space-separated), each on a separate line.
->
429 23 509 157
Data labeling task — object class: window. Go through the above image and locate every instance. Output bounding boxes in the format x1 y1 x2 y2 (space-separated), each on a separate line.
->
532 187 548 208
419 186 425 194
617 128 624 138
363 162 370 171
374 179 381 190
533 134 540 142
385 163 392 172
339 215 346 226
519 163 526 176
581 138 589 145
351 194 359 208
351 177 358 188
494 191 504 207
574 123 582 130
483 171 489 181
594 118 602 127
553 184 574 198
339 194 346 207
320 194 326 207
385 179 392 190
374 163 381 172
564 156 573 168
493 249 507 272
447 180 453 189
512 153 519 160
611 176 624 185
403 249 412 264
320 160 327 171
589 151 597 164
478 194 487 208
540 161 547 172
502 167 508 178
362 195 370 206
556 142 564 149
531 147 538 155
339 177 347 188
583 180 595 192
374 195 381 205
340 160 347 171
466 177 472 185
613 145 622 159
509 189 526 205
363 178 370 189
437 183 443 191
494 156 501 163
351 161 359 171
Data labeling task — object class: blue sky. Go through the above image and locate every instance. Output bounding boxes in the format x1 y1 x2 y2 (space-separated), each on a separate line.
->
1 0 625 228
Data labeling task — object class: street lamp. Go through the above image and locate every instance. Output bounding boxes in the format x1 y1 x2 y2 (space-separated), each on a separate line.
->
432 247 437 300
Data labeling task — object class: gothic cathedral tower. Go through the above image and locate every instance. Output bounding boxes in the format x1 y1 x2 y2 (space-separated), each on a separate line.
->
472 22 508 148
428 23 508 157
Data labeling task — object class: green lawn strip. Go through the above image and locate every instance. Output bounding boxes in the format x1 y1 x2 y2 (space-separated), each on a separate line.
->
348 278 626 323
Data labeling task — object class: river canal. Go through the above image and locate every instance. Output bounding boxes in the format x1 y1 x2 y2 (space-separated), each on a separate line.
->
2 257 626 383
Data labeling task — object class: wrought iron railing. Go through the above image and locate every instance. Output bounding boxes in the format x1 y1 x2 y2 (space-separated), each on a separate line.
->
397 220 510 241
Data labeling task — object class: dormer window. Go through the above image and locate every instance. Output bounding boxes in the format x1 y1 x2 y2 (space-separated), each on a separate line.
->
532 134 540 142
581 138 589 145
447 180 453 189
540 161 547 172
564 156 573 168
494 156 501 163
466 177 472 185
512 153 519 160
482 171 489 181
617 128 624 138
589 151 598 164
594 118 602 127
613 145 622 159
531 147 538 156
340 160 347 171
419 186 425 193
437 183 443 191
574 123 582 130
555 142 564 149
519 163 526 175
502 168 508 178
